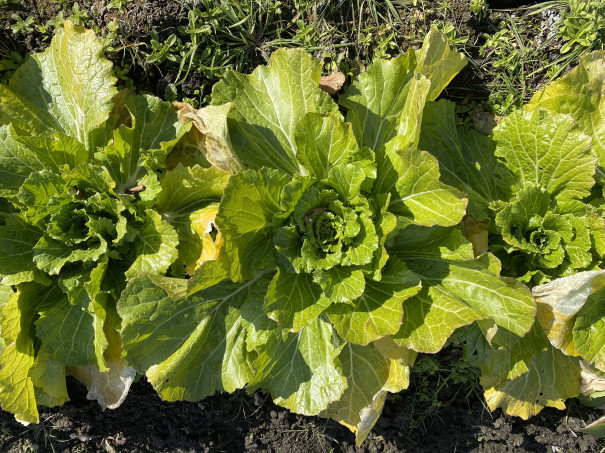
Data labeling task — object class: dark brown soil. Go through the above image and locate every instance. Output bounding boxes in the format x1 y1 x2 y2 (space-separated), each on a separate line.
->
0 375 602 453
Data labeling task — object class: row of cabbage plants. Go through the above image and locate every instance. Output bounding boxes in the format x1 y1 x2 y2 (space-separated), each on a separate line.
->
0 22 603 444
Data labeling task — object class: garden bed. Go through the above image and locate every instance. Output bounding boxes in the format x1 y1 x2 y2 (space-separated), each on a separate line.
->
0 1 604 452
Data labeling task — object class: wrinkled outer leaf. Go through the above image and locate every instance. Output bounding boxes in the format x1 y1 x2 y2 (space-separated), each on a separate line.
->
340 49 419 153
482 346 582 420
264 269 327 332
320 343 400 446
493 109 595 201
326 259 421 345
249 317 347 416
389 145 468 227
390 225 536 338
415 29 467 102
294 113 360 179
418 100 507 220
118 272 272 401
217 168 289 281
528 51 605 183
340 30 465 153
0 21 117 146
125 210 179 279
393 285 487 353
533 271 605 360
0 284 64 424
212 49 339 175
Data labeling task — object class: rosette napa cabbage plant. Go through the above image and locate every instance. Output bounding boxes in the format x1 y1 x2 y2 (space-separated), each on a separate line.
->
416 55 605 420
0 22 229 423
117 30 536 444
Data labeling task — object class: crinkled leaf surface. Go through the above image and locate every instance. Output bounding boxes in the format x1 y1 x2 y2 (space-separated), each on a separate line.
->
0 126 89 198
154 164 229 274
528 51 605 184
0 216 43 285
341 30 465 154
95 95 190 193
124 210 179 279
393 285 487 353
389 225 536 338
0 21 117 146
294 113 361 180
387 145 467 227
249 316 347 416
493 109 595 201
211 49 339 175
417 100 509 220
0 284 65 424
264 269 327 332
217 168 289 281
326 259 421 345
118 272 272 401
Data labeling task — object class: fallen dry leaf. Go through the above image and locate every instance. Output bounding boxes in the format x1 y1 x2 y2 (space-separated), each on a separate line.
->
319 73 346 94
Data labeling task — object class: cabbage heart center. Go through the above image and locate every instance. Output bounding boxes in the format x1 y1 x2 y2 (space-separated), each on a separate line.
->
306 210 342 251
273 185 379 273
47 202 91 246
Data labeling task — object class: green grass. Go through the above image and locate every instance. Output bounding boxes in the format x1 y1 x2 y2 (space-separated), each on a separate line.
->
2 0 604 112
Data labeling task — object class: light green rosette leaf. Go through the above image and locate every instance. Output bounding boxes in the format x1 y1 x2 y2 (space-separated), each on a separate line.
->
393 285 487 354
211 49 339 175
0 126 89 198
124 210 179 279
154 164 229 275
264 269 328 332
95 95 190 194
414 29 468 102
326 259 421 345
217 168 289 282
248 316 347 416
466 321 583 420
493 109 595 201
0 21 117 146
387 142 468 227
30 353 69 408
389 225 536 339
118 272 272 401
528 51 605 184
0 216 44 285
340 29 465 153
294 113 361 180
417 100 509 220
35 288 98 367
0 283 65 424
